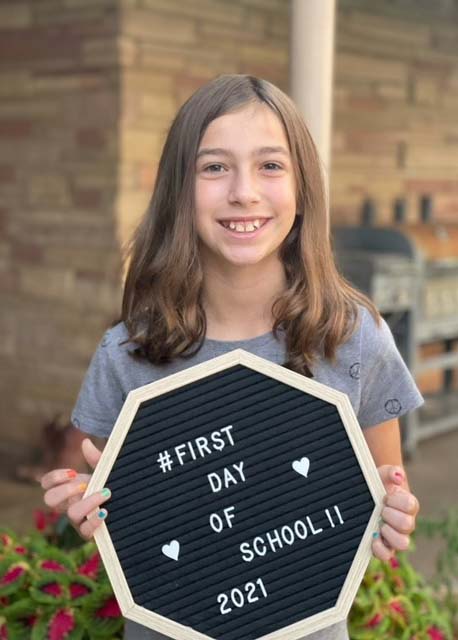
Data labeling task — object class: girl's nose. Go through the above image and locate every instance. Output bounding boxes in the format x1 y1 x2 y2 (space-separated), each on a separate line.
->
228 170 261 206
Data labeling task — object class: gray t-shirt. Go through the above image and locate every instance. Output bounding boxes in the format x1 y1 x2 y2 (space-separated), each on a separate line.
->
71 305 423 640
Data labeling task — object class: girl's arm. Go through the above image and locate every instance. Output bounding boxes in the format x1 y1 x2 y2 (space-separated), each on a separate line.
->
364 418 420 562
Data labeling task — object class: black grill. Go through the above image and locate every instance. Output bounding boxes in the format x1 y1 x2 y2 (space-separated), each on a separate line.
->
333 198 458 455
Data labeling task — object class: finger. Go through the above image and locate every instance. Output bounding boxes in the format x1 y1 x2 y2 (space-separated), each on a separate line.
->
372 536 395 562
384 489 419 515
81 438 102 471
380 522 410 552
79 508 108 541
41 469 80 491
43 477 91 511
378 464 406 489
67 488 111 527
381 506 415 535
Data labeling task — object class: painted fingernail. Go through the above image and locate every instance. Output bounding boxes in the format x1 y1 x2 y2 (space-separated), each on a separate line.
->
372 531 380 539
101 487 111 498
66 470 77 479
394 471 404 483
78 483 87 492
97 509 107 519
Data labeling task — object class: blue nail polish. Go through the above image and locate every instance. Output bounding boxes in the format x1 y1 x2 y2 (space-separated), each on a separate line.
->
373 531 380 539
98 509 107 519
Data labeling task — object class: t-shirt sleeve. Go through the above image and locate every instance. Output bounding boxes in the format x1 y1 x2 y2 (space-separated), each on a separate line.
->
71 330 125 439
358 310 424 428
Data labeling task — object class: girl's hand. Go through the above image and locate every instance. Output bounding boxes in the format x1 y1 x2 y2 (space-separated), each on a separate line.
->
372 464 419 562
41 438 110 540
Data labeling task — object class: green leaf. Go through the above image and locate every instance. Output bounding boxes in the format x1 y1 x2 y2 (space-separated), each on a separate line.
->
0 560 29 597
81 586 123 638
30 576 69 605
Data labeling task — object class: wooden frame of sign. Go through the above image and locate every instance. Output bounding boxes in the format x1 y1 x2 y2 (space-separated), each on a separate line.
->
86 349 385 640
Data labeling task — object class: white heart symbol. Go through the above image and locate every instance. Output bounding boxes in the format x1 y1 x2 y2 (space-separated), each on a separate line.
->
292 457 310 478
162 540 180 561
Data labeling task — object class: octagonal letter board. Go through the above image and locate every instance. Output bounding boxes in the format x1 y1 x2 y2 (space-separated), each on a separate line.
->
86 349 385 640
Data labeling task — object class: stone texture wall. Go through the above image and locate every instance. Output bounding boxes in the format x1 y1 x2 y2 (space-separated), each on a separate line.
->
332 0 458 225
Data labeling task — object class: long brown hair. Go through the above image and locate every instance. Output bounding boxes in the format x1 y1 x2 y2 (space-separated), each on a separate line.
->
120 74 379 376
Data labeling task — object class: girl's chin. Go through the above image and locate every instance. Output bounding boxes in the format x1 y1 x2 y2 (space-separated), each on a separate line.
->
217 250 278 268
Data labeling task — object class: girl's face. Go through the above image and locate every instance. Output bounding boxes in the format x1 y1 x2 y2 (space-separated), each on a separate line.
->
194 103 296 271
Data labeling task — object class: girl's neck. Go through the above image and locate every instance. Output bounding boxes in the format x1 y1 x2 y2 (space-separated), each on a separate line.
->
202 260 287 341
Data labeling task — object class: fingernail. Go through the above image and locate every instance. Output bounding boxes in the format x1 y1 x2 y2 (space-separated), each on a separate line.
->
101 487 111 498
66 470 77 479
372 531 380 539
394 471 404 483
97 509 107 519
78 483 87 492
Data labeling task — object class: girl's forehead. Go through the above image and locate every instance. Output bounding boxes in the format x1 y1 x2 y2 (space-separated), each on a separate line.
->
199 103 289 150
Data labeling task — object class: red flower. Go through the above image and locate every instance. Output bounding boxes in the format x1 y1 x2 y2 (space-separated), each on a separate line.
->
77 552 100 579
393 575 405 590
26 615 38 627
366 613 383 628
47 510 60 526
0 620 7 640
0 564 26 586
427 627 446 640
49 609 75 640
40 560 66 572
96 596 121 618
390 556 400 569
34 509 47 532
69 583 90 599
14 546 26 555
42 583 63 597
0 535 12 548
0 597 9 607
389 600 406 618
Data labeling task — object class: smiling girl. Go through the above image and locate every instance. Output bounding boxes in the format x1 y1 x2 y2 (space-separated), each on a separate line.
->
41 75 422 640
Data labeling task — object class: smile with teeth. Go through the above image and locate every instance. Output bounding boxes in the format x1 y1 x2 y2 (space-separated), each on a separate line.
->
219 219 269 233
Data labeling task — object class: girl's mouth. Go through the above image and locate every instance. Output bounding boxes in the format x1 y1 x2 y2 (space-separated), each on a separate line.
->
217 218 271 237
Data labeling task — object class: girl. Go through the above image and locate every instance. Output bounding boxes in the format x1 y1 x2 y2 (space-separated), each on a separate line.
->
41 75 422 640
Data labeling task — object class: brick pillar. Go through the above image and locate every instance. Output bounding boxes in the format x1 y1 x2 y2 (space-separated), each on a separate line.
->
0 0 122 456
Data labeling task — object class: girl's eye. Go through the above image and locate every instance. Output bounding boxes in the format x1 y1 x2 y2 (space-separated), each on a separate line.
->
203 163 226 173
263 162 282 171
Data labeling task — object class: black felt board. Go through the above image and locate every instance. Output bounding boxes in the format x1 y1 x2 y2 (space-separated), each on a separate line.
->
104 364 375 640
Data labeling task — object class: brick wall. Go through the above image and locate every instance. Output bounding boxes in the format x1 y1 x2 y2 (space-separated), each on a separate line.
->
1 0 457 454
0 0 123 454
0 0 289 455
116 0 288 243
332 0 458 225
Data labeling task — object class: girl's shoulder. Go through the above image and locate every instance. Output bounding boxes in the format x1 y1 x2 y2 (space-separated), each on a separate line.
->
101 320 129 340
97 321 136 359
355 304 396 355
334 304 396 369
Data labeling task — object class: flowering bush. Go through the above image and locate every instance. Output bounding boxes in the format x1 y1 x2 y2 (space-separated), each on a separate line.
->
348 548 453 639
0 516 123 640
1 508 456 639
417 508 458 637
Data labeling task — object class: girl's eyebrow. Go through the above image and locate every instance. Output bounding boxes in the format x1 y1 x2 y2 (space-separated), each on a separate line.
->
196 146 290 159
